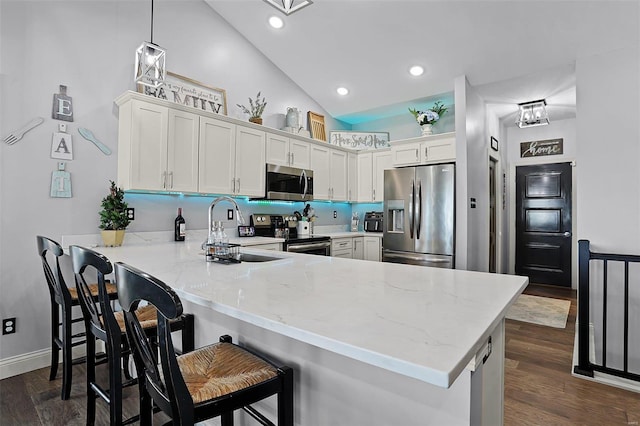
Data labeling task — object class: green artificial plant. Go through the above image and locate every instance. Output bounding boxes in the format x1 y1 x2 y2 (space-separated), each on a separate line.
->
236 91 267 119
99 180 131 230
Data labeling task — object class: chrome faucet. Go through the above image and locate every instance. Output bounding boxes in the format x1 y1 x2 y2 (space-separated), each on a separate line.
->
208 196 246 237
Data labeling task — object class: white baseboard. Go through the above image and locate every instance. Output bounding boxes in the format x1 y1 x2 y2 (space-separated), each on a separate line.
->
572 322 640 394
0 346 87 380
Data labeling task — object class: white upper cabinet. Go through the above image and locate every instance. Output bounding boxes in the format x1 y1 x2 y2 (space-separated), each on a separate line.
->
357 150 392 202
310 144 348 201
266 133 311 169
198 117 236 194
167 109 199 192
391 133 456 167
347 152 357 202
199 120 265 197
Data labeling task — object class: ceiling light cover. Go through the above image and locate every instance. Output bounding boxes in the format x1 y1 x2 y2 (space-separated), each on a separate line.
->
516 99 549 128
269 16 284 28
264 0 313 15
135 0 166 88
337 87 349 96
409 65 424 76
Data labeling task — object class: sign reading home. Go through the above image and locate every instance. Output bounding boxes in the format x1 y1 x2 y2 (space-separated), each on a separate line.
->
140 72 227 115
520 138 563 158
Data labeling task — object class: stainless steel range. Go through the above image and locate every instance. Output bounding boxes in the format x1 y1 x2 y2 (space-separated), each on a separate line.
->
250 214 331 256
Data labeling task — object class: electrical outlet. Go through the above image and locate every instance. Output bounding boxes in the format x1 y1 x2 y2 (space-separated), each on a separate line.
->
333 210 337 219
3 318 16 335
227 209 234 220
126 208 135 220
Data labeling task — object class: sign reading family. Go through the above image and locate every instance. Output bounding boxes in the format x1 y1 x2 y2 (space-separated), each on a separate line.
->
140 72 228 115
329 131 390 150
520 138 563 158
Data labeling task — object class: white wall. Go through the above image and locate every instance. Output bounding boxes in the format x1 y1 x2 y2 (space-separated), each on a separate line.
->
0 0 345 362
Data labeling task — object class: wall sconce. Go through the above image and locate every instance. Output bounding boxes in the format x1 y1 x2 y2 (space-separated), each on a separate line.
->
516 99 549 128
263 0 313 15
134 0 166 88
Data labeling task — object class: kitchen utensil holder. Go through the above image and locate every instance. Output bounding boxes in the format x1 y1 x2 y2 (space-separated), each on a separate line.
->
204 242 241 263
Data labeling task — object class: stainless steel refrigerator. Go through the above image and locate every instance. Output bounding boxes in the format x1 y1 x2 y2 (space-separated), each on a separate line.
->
383 164 455 268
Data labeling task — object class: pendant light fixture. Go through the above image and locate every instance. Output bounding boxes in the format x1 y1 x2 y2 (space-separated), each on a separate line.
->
263 0 313 15
134 0 166 88
516 99 550 128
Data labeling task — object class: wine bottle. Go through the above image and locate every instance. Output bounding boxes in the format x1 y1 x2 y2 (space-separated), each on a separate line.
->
175 208 186 241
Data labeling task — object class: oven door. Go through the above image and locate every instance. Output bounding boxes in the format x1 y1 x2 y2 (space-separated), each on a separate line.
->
285 241 330 256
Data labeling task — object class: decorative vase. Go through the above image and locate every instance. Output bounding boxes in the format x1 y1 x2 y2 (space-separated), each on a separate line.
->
249 117 263 125
101 230 125 247
421 124 433 136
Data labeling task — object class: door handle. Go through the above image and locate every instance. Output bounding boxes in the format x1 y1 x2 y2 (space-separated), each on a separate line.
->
563 231 571 237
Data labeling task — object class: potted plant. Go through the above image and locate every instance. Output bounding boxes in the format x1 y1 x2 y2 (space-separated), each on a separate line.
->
99 180 131 247
409 101 448 135
237 91 267 124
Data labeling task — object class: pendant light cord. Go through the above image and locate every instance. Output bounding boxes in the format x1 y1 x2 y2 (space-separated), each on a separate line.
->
150 0 154 44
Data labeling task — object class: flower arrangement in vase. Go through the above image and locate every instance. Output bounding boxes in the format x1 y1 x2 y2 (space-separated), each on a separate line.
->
237 91 267 125
409 101 448 135
98 180 131 247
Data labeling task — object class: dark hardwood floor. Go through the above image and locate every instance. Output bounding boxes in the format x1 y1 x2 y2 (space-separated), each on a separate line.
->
505 284 639 426
1 283 638 425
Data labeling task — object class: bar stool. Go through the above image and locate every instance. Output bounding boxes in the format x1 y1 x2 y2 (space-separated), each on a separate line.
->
36 235 118 400
70 245 194 426
115 261 294 426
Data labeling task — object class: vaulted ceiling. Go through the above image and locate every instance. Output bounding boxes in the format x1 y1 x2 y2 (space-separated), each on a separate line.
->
206 0 638 126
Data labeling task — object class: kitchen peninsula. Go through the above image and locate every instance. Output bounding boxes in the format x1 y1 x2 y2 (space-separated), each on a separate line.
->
88 233 527 425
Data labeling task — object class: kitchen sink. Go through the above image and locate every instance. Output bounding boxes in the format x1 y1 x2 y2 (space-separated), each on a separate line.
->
237 253 283 263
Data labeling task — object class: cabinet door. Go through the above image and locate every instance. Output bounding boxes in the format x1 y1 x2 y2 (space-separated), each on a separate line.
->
310 144 331 200
235 126 266 197
198 117 236 194
330 149 348 201
391 142 421 167
266 133 290 167
364 237 381 261
357 152 373 202
347 152 357 202
130 100 168 190
290 139 311 169
353 237 364 260
422 136 456 164
167 109 199 192
372 151 392 202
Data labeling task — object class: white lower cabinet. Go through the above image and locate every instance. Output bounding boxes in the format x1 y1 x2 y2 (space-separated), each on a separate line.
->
331 238 353 258
363 236 382 262
352 237 364 260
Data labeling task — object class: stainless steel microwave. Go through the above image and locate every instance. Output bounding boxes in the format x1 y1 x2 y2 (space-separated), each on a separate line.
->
264 164 313 201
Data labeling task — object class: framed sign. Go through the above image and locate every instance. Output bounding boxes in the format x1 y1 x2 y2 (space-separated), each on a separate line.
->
329 131 390 150
490 136 499 151
520 138 563 158
138 71 227 115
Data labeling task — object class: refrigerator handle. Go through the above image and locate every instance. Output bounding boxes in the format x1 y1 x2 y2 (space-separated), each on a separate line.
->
409 179 415 239
416 180 422 239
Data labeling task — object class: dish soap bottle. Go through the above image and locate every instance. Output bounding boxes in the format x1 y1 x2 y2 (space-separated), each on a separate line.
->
175 208 186 241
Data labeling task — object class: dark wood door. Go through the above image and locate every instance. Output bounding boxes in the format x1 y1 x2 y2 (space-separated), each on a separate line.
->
515 162 572 287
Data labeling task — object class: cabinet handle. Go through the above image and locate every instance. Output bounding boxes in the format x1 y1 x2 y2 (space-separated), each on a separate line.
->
425 147 428 159
291 152 294 165
288 152 291 165
232 178 236 193
162 171 167 189
169 171 174 189
349 189 351 200
373 188 376 201
237 178 240 193
415 149 419 161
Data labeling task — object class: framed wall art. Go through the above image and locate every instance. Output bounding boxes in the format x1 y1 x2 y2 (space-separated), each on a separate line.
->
138 71 227 115
329 131 390 150
490 136 499 151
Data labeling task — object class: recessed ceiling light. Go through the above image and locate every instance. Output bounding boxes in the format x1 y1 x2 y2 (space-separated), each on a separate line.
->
409 65 424 76
336 87 349 96
268 16 284 29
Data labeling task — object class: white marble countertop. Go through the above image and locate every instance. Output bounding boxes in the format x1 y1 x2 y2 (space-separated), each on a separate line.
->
322 231 383 239
89 234 527 388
